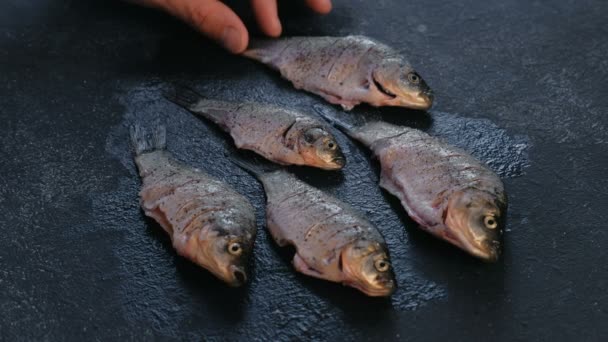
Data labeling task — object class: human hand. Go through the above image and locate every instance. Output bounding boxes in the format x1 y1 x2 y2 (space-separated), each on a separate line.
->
131 0 332 53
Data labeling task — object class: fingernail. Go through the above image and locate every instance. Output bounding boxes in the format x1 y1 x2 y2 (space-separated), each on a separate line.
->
221 26 242 53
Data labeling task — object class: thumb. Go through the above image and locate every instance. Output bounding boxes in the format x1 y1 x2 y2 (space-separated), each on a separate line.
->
159 0 249 53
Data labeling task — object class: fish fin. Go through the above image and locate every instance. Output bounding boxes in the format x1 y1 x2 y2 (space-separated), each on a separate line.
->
293 253 325 279
130 124 167 156
227 151 279 179
164 85 204 111
312 104 357 137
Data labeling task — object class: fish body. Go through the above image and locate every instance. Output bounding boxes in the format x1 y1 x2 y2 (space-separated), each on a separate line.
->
318 113 507 261
232 159 395 297
167 88 345 170
131 125 257 286
244 35 433 110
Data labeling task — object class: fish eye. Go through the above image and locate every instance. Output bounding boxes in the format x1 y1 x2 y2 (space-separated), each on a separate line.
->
484 215 498 229
408 73 420 84
374 259 390 272
326 141 336 150
228 242 242 256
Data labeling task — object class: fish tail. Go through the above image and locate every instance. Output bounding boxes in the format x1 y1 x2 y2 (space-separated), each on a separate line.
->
130 124 167 156
164 85 204 112
313 104 357 138
228 152 279 179
242 38 280 64
165 86 236 125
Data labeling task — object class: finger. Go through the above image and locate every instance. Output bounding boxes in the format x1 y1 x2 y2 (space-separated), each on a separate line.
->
305 0 332 14
159 0 249 53
251 0 282 37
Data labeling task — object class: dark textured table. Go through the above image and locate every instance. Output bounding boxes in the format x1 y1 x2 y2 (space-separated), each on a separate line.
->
1 0 607 340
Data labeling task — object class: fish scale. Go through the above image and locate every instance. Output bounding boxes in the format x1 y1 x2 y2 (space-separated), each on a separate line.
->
137 151 254 242
263 170 384 272
375 130 503 212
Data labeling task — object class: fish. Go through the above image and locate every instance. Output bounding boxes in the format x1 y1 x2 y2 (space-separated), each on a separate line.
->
243 35 434 111
231 156 396 297
130 125 257 286
316 109 507 262
165 87 345 170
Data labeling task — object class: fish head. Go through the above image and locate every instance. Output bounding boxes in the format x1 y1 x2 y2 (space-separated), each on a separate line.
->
340 240 396 297
371 58 433 110
298 127 346 170
444 188 506 262
195 227 255 287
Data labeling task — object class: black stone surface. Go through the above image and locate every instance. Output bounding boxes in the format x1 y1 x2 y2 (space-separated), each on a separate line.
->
1 0 606 340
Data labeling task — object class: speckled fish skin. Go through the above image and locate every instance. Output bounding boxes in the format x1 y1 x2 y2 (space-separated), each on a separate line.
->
233 160 395 297
344 121 507 261
166 88 345 170
131 126 256 286
243 35 434 111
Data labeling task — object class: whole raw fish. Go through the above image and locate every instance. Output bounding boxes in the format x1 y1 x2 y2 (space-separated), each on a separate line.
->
317 110 507 261
131 125 257 286
232 157 395 297
243 35 433 111
166 88 345 170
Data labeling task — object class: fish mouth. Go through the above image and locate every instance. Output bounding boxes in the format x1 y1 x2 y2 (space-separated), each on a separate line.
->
225 265 247 287
331 156 346 168
450 229 500 262
372 75 433 110
418 90 434 108
399 91 433 110
317 156 346 170
344 279 395 297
